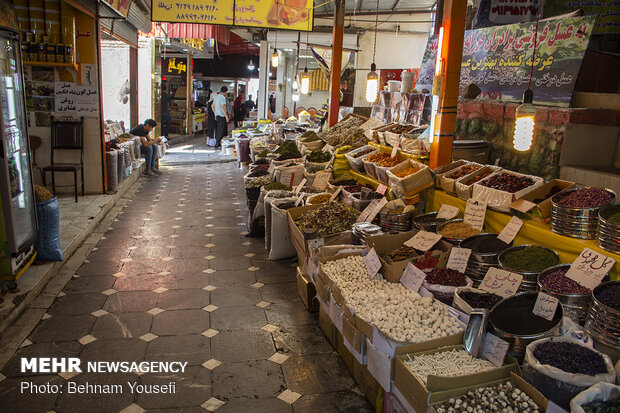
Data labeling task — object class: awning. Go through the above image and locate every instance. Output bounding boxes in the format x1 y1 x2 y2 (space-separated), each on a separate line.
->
140 23 230 46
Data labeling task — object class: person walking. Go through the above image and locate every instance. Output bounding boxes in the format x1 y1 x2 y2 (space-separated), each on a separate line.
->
205 89 216 147
130 119 161 176
244 94 255 118
233 92 245 128
212 86 229 149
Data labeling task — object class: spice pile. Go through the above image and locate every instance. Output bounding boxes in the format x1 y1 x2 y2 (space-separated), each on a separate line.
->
608 211 620 224
404 348 496 384
425 268 468 287
501 246 558 273
532 341 607 375
383 245 419 263
247 170 269 178
539 267 591 295
320 116 367 147
458 290 503 309
295 202 359 237
365 152 404 167
438 221 481 239
447 164 481 179
395 167 420 178
246 175 273 188
595 283 620 310
306 149 332 163
433 382 541 413
321 255 463 342
352 147 374 158
307 194 331 204
555 187 615 208
264 181 291 191
479 172 535 193
582 399 620 413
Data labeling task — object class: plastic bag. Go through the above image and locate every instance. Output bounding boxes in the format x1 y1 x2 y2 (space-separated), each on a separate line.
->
561 316 594 348
36 197 63 262
523 336 616 410
332 145 353 181
268 198 298 260
263 190 295 250
570 383 620 413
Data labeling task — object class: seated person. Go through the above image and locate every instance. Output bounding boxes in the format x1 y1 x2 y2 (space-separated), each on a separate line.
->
130 119 161 176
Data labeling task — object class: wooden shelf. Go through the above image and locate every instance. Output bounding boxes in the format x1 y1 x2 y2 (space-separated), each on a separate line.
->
24 61 78 70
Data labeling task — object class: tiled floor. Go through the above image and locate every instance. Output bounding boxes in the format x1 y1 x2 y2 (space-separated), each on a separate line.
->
163 135 236 165
0 160 372 412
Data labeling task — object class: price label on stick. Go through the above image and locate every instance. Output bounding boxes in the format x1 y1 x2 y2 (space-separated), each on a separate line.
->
446 247 472 273
400 263 426 293
329 186 343 202
322 144 334 153
364 248 382 279
294 193 304 206
481 332 509 367
565 247 616 290
267 163 275 175
532 292 559 321
376 184 388 195
464 199 487 231
497 216 523 244
479 267 523 298
294 178 307 195
437 204 460 220
279 170 294 188
404 230 443 252
312 171 330 190
390 140 400 158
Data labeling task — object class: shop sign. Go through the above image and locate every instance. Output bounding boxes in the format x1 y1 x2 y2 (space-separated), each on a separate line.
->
544 0 620 34
163 58 187 75
475 0 543 28
416 15 595 107
102 0 131 18
151 0 314 31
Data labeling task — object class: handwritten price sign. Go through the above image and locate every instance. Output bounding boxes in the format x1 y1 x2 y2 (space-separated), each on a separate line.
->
364 248 382 279
532 292 559 321
437 204 460 220
464 199 487 231
446 247 472 273
479 267 523 298
400 263 426 293
481 332 510 367
565 247 616 290
404 230 443 252
497 216 523 244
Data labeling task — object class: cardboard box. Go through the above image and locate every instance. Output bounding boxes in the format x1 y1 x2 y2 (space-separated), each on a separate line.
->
355 313 374 339
438 162 483 194
329 293 345 333
428 372 548 413
472 170 545 212
394 342 520 413
315 272 330 306
296 267 318 312
319 303 337 348
454 165 502 200
366 337 393 392
343 315 364 355
509 179 576 224
433 160 468 187
384 390 413 413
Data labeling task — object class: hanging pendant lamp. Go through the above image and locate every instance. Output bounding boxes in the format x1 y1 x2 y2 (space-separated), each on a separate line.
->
366 0 380 103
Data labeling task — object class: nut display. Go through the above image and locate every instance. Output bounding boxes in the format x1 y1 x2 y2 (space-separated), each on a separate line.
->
479 172 535 193
352 148 374 158
433 382 541 413
322 255 463 342
425 268 468 287
500 246 559 273
438 222 481 239
463 170 493 185
295 201 359 237
447 164 481 179
395 167 420 178
539 267 591 295
554 187 615 208
365 152 404 167
404 348 496 384
458 290 503 309
532 341 607 375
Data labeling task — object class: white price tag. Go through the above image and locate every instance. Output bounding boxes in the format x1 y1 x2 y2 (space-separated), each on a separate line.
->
446 247 472 273
267 163 275 174
481 332 509 367
533 292 560 321
312 171 331 190
295 193 304 206
279 170 295 188
357 198 387 223
403 230 443 252
364 248 382 279
376 184 388 195
322 144 334 153
436 204 460 220
497 216 524 244
565 247 616 290
400 263 426 293
329 186 343 202
479 267 523 298
464 199 487 231
294 178 307 195
390 140 400 158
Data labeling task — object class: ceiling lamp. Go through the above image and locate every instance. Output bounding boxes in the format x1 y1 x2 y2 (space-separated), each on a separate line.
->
247 59 255 70
366 0 380 103
300 69 310 95
513 90 536 151
271 49 279 68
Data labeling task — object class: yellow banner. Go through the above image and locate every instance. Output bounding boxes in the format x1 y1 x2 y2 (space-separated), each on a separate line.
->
234 0 313 31
151 0 234 25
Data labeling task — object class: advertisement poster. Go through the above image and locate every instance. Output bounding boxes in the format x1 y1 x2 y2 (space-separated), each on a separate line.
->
415 15 595 107
544 0 620 34
151 0 313 30
475 0 543 28
102 0 131 17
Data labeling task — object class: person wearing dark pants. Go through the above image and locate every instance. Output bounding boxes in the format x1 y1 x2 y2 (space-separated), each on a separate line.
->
130 119 161 176
161 86 172 138
212 86 229 149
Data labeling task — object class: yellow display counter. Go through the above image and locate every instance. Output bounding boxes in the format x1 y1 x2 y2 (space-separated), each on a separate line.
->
428 190 619 280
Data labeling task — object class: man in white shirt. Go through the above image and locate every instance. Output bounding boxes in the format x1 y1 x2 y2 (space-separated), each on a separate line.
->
211 86 229 149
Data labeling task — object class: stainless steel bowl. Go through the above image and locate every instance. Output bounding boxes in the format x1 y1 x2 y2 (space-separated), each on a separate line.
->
460 233 513 264
585 281 620 347
379 211 414 233
551 187 616 240
598 204 620 254
498 244 560 282
538 264 591 325
413 211 447 233
436 218 482 246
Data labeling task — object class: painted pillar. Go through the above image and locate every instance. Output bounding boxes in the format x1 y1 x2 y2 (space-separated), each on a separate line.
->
258 40 270 119
327 0 345 127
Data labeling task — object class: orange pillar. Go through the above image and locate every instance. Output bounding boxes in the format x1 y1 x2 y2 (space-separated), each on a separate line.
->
429 0 467 169
327 0 345 127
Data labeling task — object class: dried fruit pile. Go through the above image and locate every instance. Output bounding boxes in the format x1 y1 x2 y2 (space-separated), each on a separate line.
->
479 172 535 193
425 268 468 287
532 341 607 375
555 187 614 208
540 267 591 295
447 164 481 179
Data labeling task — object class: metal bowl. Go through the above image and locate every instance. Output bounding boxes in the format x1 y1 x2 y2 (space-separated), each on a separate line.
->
379 211 414 233
436 218 482 245
538 264 591 325
498 244 560 282
551 188 616 240
585 281 620 347
598 204 620 253
413 211 447 233
551 187 617 215
489 292 563 363
460 233 513 263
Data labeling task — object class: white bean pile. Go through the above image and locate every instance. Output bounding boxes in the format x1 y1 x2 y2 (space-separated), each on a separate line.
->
434 382 540 413
404 348 496 384
322 255 463 342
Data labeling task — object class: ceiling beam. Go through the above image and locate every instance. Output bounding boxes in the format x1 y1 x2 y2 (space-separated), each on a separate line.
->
392 0 401 10
315 9 433 18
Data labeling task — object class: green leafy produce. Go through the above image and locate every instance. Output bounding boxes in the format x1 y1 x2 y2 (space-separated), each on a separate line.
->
296 201 359 237
257 149 270 158
306 149 332 163
274 141 298 154
264 182 291 191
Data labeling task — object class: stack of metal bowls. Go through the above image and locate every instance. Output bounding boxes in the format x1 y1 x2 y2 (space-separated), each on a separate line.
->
538 264 591 325
379 211 414 233
412 211 447 233
498 245 559 292
551 187 616 239
597 204 620 253
585 281 620 350
459 233 513 285
352 222 384 246
489 292 563 363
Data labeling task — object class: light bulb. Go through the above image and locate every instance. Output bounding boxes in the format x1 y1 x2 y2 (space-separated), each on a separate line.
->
248 61 255 70
513 90 536 152
366 64 379 103
271 50 279 68
293 79 299 89
300 70 310 94
292 92 300 102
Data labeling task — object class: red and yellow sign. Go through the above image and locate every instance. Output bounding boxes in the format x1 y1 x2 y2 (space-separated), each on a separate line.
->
103 0 131 18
